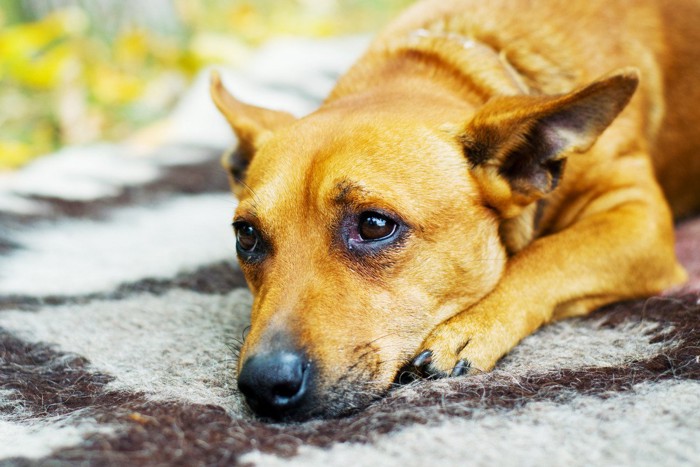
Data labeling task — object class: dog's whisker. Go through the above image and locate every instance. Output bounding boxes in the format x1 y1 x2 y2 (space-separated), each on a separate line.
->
236 179 262 210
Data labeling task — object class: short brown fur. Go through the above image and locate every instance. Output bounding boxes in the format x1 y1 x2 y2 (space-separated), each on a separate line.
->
212 0 700 420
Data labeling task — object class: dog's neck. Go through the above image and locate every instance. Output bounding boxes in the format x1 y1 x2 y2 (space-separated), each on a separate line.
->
405 29 530 97
328 28 531 106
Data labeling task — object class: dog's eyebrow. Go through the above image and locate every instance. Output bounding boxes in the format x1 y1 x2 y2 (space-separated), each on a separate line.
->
331 179 369 206
235 203 259 220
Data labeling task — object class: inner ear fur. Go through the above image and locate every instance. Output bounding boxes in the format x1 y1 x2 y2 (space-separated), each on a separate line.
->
210 71 296 187
461 68 639 219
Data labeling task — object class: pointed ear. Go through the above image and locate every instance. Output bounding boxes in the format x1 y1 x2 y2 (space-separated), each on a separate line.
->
210 71 296 186
461 68 639 217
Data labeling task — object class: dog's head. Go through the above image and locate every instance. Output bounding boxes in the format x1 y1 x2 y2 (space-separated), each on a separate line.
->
210 69 637 421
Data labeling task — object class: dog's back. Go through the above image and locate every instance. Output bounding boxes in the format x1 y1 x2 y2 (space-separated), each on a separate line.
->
648 0 700 217
331 0 700 217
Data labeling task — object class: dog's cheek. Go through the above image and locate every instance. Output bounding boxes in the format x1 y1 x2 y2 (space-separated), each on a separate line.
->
391 211 507 329
293 285 403 384
237 261 264 294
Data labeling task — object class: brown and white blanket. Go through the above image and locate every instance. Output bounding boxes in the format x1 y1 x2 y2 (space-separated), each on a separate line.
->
1 37 699 466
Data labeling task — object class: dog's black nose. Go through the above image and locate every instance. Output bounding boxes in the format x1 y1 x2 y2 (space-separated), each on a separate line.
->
237 351 311 419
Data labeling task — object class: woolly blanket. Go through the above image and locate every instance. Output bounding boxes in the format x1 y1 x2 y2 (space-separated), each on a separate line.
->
1 37 699 466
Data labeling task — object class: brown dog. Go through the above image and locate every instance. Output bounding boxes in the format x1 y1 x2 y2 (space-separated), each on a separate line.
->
210 0 700 421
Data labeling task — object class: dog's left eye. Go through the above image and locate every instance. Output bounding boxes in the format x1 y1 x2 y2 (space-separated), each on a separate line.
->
358 211 397 241
343 210 403 256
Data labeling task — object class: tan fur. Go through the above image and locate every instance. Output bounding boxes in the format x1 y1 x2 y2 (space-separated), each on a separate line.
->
211 0 700 419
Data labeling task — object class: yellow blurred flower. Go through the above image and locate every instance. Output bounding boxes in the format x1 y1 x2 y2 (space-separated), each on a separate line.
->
90 64 145 104
0 141 35 170
115 29 150 68
0 8 87 89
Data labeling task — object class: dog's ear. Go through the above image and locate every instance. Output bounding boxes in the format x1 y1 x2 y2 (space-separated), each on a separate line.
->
461 68 638 218
210 71 296 186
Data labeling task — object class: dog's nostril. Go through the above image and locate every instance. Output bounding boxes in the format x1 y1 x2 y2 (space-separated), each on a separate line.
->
238 351 311 418
272 378 302 399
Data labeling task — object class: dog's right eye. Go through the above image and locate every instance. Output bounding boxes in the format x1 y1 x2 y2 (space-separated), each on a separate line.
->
233 221 262 258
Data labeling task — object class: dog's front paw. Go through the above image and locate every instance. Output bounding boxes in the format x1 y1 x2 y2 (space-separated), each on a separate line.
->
411 330 477 378
411 314 504 378
411 349 473 378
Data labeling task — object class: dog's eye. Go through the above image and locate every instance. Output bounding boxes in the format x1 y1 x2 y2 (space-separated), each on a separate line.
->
342 210 404 257
358 212 397 241
233 222 260 253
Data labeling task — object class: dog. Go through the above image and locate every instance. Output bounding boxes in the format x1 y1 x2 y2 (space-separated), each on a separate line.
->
210 0 700 421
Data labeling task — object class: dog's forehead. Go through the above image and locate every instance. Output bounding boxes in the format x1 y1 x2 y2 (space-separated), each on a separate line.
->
240 115 477 222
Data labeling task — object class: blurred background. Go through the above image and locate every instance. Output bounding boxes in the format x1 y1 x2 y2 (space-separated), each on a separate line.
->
0 0 412 170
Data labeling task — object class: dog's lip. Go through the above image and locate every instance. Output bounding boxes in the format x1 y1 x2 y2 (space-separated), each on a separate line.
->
244 357 394 422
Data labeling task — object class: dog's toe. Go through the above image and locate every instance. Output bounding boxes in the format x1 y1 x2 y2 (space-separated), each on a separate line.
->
409 350 454 379
449 359 471 377
412 349 433 368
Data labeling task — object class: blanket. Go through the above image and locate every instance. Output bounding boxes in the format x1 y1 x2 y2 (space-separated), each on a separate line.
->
1 36 699 467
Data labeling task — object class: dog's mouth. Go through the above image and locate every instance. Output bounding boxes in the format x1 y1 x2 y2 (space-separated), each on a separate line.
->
237 354 418 422
240 378 392 423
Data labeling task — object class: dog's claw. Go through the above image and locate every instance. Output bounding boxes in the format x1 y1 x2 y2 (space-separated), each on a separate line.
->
412 350 433 368
411 351 470 379
450 359 471 377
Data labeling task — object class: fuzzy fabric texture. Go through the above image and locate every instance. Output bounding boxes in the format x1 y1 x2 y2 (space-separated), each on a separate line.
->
1 37 699 467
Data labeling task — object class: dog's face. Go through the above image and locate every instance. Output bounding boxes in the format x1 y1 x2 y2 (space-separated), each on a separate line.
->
210 69 638 420
229 103 506 419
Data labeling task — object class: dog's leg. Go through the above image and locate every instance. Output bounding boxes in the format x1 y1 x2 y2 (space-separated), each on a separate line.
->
414 167 686 376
